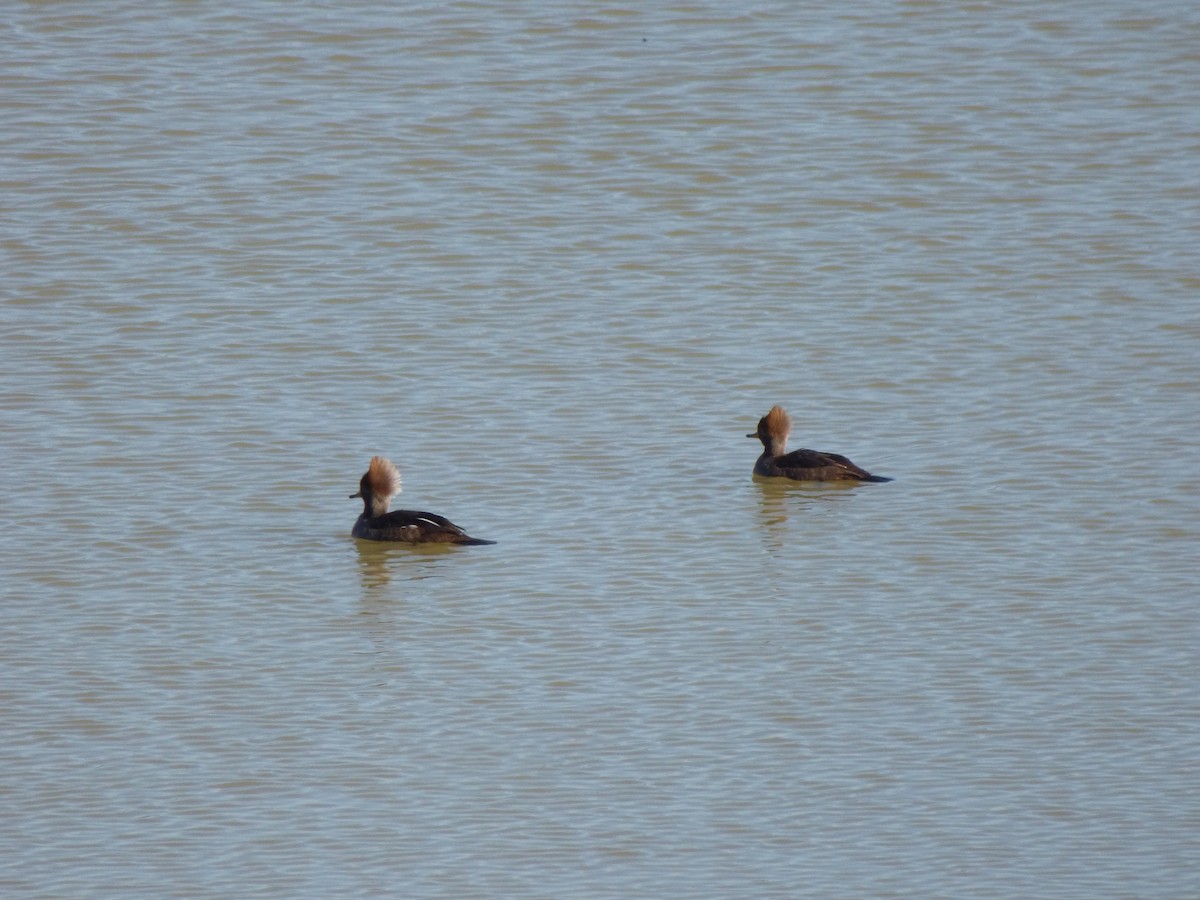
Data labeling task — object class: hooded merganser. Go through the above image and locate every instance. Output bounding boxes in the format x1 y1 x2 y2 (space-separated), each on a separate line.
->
747 406 891 483
350 456 496 544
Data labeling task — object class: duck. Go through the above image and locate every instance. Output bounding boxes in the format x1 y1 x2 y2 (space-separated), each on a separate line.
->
747 406 891 483
350 456 496 544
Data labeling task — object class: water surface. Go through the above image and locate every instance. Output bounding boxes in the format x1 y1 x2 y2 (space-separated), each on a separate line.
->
2 2 1198 897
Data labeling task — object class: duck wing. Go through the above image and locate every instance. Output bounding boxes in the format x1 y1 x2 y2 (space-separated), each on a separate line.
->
775 447 886 481
369 509 471 541
378 509 458 529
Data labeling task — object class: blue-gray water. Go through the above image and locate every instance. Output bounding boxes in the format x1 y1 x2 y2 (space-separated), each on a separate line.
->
2 2 1198 897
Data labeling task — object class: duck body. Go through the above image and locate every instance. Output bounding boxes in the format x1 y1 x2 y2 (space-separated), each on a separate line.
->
751 447 891 482
350 456 495 545
352 509 496 544
748 406 891 483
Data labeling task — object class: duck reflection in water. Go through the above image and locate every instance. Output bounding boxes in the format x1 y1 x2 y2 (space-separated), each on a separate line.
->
353 538 462 592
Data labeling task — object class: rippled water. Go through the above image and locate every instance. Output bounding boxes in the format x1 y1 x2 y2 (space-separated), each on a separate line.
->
3 2 1199 897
